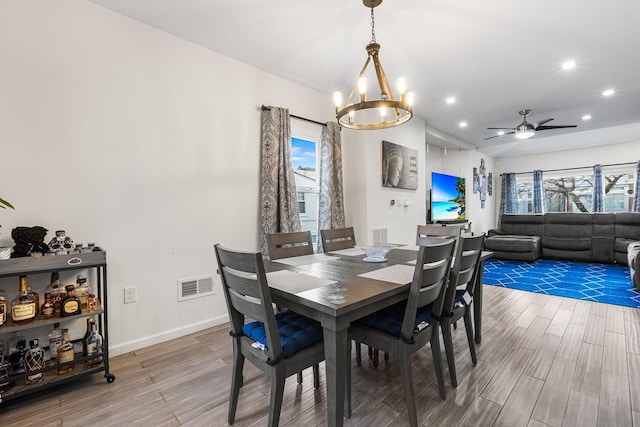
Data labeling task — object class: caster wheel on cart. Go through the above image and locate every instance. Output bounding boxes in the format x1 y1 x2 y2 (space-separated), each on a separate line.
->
105 373 116 383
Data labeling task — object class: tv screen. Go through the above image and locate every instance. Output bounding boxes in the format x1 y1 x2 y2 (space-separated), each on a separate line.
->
431 172 466 222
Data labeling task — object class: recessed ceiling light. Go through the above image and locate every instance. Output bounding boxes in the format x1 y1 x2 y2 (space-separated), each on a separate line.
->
562 60 576 70
602 88 615 97
582 114 592 121
459 121 467 128
446 97 456 104
497 131 505 136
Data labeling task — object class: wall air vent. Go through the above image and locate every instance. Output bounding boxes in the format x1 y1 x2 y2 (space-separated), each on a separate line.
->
373 227 388 245
178 275 215 302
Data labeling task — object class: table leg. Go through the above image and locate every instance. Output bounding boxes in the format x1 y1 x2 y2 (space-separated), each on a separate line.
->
323 326 348 427
474 259 486 343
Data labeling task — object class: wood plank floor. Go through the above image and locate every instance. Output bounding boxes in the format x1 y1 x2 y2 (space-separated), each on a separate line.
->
1 285 639 426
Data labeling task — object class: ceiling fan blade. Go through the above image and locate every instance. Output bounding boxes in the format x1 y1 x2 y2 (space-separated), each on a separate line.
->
536 125 577 130
535 118 554 127
484 131 514 140
487 127 515 130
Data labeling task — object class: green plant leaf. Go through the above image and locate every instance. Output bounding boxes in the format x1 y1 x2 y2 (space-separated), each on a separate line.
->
0 197 14 209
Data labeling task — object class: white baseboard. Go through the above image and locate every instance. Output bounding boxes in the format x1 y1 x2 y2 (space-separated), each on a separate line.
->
108 314 229 357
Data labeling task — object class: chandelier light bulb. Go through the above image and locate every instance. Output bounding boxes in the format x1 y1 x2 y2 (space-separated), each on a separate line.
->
358 76 368 102
397 77 407 95
333 91 343 108
380 107 387 122
405 91 415 106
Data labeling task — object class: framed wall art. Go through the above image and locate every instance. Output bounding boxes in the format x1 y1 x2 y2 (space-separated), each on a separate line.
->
381 140 418 190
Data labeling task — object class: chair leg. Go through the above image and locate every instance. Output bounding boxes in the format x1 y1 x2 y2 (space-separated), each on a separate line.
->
430 325 447 400
399 345 418 427
441 320 457 388
313 364 320 389
355 341 362 366
373 348 379 368
297 371 303 384
268 366 286 427
463 309 478 364
228 348 245 424
384 352 390 362
346 343 352 418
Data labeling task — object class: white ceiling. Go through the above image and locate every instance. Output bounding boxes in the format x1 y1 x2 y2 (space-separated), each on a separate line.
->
88 0 640 158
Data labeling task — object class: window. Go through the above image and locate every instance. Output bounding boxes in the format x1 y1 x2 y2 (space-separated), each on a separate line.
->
514 164 636 213
297 192 306 214
291 119 321 244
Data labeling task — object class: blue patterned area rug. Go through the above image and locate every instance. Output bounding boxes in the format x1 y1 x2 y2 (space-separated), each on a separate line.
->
483 258 640 308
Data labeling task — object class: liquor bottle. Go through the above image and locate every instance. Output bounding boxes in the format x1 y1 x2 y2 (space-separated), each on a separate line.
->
56 329 75 374
9 338 26 374
27 286 40 317
0 357 10 392
82 318 95 356
48 322 64 361
0 289 8 326
46 272 65 316
0 338 11 392
86 323 103 367
24 339 45 384
87 293 99 312
6 331 26 361
74 274 91 310
40 292 55 319
61 285 81 317
11 276 37 325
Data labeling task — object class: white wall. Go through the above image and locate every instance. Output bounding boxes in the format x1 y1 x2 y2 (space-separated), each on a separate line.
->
424 145 498 234
343 118 427 246
0 0 341 355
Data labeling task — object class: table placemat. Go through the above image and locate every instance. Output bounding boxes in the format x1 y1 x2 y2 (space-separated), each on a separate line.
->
272 253 339 266
357 264 415 285
267 270 337 294
327 247 366 256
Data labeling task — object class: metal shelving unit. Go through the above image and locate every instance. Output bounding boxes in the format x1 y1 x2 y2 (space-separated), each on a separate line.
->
0 247 113 403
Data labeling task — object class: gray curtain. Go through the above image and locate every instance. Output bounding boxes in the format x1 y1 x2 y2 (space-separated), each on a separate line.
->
500 173 518 218
317 122 345 252
533 170 544 213
593 164 604 212
634 161 640 212
260 106 301 256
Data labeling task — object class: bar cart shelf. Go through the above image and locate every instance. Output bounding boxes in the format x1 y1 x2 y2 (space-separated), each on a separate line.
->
0 247 113 403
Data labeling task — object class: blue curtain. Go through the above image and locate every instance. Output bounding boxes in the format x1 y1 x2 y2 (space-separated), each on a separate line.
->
500 173 518 216
634 161 640 212
533 170 544 213
593 164 604 212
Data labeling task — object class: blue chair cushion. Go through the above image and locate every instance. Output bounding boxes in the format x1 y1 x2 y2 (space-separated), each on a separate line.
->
454 290 469 305
242 310 323 358
357 302 433 337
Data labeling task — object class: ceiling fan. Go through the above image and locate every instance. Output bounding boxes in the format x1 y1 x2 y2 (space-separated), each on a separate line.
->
484 109 577 140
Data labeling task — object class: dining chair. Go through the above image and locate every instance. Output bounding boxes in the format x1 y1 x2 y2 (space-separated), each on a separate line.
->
349 237 457 427
320 227 356 252
416 223 462 245
266 231 314 260
440 233 486 388
214 244 325 427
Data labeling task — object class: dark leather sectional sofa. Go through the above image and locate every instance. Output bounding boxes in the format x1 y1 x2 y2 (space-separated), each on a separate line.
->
486 212 640 266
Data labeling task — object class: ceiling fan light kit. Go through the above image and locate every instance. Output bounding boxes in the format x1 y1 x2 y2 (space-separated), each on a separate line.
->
333 0 414 130
485 109 577 140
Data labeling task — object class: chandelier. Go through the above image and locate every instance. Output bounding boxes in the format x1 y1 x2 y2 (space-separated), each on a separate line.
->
333 0 414 130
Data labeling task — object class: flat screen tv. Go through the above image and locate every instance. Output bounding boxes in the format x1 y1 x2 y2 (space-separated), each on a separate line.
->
431 172 466 222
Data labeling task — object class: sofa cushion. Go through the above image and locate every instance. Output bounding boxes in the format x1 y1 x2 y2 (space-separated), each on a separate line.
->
542 237 592 251
499 214 545 236
485 235 540 253
615 213 640 241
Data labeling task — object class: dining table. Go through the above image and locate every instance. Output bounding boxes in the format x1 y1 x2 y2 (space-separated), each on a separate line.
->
263 245 492 427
